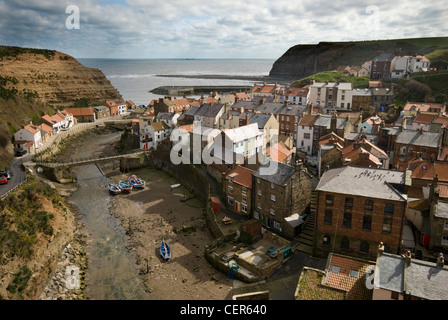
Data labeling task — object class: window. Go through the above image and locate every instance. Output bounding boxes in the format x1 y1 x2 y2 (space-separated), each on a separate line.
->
331 266 340 274
228 185 233 194
304 133 310 139
257 189 262 196
363 212 372 231
345 197 353 209
360 241 370 253
349 270 359 278
326 195 334 206
228 196 234 206
343 210 352 227
257 202 262 210
444 220 448 231
271 194 276 202
364 200 373 211
270 208 275 216
442 235 448 246
241 203 248 213
242 194 247 203
383 203 394 233
324 210 332 225
391 291 399 300
271 183 275 189
273 220 281 231
340 238 350 250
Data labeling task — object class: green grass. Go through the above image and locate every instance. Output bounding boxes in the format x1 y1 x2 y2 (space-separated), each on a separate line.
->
290 71 370 88
0 46 55 60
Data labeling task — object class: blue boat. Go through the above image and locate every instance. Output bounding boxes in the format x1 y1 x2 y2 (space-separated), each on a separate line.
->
119 180 133 192
108 183 122 195
128 175 146 188
160 239 171 261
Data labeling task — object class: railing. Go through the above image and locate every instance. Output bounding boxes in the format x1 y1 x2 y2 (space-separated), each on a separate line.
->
35 151 145 168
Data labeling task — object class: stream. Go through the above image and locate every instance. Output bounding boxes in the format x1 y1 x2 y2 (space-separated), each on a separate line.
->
66 130 151 299
70 164 150 300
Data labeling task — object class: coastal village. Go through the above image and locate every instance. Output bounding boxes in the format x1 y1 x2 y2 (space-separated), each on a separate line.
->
6 49 448 301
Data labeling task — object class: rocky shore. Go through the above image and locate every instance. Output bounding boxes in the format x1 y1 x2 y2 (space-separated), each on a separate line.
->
39 236 88 300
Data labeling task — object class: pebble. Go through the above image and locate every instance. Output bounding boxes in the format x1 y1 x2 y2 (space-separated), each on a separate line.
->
39 240 87 300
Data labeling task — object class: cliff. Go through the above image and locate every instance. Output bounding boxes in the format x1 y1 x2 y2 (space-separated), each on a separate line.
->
269 37 448 79
0 46 122 109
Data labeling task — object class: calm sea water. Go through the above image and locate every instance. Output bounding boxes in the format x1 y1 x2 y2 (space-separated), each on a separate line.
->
78 59 275 105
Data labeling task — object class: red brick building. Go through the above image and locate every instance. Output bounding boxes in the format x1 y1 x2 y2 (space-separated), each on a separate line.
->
315 166 407 260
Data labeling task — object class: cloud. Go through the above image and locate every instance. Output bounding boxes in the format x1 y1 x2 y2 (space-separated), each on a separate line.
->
0 0 446 59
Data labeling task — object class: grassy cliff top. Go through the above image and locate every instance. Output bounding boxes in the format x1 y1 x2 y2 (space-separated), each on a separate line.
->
0 46 56 60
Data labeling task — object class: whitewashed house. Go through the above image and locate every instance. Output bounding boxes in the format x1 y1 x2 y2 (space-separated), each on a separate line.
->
336 82 353 110
140 121 171 150
14 124 43 152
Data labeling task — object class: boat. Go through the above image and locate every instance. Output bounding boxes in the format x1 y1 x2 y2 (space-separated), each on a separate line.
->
119 180 133 192
128 175 146 188
160 239 171 261
171 183 181 189
108 183 122 195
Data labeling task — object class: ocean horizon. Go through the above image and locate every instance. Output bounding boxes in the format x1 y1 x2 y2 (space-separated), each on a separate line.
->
78 58 276 105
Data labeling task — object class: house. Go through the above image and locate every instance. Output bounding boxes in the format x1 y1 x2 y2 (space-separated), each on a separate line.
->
59 110 74 129
250 82 284 98
378 125 401 164
140 121 171 151
93 106 110 120
39 113 67 133
318 132 345 177
393 128 442 168
277 104 305 142
223 165 254 216
39 123 54 144
403 102 446 117
297 114 318 156
155 112 180 128
411 113 437 132
64 107 96 123
311 114 348 156
219 123 263 165
407 55 431 73
282 87 309 105
219 109 244 130
342 139 390 169
430 115 448 133
266 143 294 165
231 100 258 114
373 247 448 300
308 81 339 109
372 87 395 112
248 113 279 146
315 166 407 260
253 161 312 238
194 102 226 128
322 253 375 300
13 124 43 153
255 101 286 120
335 83 353 110
105 100 127 116
352 89 373 112
358 115 383 134
371 52 395 79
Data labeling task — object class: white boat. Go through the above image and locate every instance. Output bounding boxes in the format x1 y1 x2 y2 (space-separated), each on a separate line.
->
171 183 181 189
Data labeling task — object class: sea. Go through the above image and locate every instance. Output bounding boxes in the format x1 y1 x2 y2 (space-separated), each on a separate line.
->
78 58 276 106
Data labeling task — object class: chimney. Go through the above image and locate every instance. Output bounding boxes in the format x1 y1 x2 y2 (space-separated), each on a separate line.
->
401 118 407 131
378 242 385 255
330 113 337 132
403 250 412 266
437 253 445 268
307 103 312 115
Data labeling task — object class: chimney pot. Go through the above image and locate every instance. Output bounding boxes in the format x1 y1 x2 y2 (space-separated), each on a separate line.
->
378 242 384 255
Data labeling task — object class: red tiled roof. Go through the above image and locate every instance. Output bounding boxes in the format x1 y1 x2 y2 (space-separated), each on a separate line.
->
24 124 40 135
414 113 437 124
438 183 448 199
225 165 254 189
40 123 53 133
284 87 309 97
266 143 292 163
299 115 317 126
324 253 375 300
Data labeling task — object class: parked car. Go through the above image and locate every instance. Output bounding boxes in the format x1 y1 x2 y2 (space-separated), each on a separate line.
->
15 149 27 156
0 176 7 185
0 170 10 179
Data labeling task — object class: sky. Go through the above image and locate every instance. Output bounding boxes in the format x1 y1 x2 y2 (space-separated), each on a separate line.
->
0 0 447 60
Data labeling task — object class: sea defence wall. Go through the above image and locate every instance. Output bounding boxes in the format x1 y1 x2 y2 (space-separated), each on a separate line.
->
150 85 252 96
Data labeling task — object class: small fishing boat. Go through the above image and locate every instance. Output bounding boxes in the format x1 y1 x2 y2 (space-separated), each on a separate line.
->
119 180 133 192
171 183 181 189
128 175 146 188
108 183 122 195
160 239 171 261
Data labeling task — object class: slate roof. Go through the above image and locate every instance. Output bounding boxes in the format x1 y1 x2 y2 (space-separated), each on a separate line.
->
248 113 272 129
314 115 346 130
316 166 406 201
253 161 295 186
255 102 285 115
395 130 441 148
279 104 305 116
232 100 258 111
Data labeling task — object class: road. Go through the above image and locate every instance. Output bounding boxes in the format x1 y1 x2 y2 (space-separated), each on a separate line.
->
0 154 30 199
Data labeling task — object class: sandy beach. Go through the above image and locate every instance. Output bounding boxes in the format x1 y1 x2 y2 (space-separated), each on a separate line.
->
103 165 234 300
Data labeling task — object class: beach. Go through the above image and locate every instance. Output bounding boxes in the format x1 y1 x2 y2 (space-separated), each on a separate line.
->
104 165 234 300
